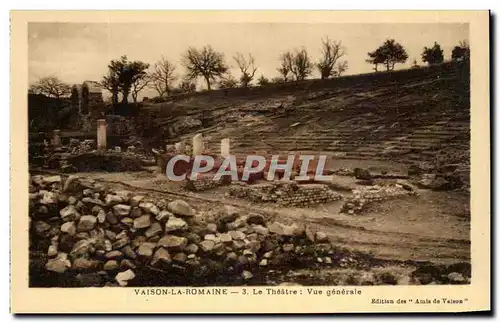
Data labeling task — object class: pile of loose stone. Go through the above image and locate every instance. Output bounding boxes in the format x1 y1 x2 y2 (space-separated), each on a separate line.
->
228 182 343 207
29 174 335 287
68 138 96 155
341 182 417 215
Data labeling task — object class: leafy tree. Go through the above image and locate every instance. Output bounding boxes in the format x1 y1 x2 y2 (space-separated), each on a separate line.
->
411 59 420 69
277 52 293 82
366 50 385 72
316 38 345 79
121 60 150 104
29 76 71 99
257 75 269 86
451 40 470 61
100 71 120 105
422 42 444 66
233 52 258 87
291 48 313 81
182 45 229 90
101 55 150 104
150 56 177 97
366 39 408 72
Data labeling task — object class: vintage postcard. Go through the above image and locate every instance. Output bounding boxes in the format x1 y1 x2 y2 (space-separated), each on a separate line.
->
10 10 490 313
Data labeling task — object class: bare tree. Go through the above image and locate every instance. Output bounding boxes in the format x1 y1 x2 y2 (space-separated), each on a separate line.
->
150 56 177 97
333 61 349 77
317 38 345 79
29 76 71 99
277 52 293 82
233 52 258 87
131 74 151 104
291 48 313 81
182 45 229 90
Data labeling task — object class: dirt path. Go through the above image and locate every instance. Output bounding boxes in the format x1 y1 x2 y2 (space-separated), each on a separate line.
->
76 171 470 266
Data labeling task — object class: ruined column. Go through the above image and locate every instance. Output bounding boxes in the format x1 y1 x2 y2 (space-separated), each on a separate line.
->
97 119 107 151
52 129 61 147
175 141 186 154
221 138 230 158
192 133 204 156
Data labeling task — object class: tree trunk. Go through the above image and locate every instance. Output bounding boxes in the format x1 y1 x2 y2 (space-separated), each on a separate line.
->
122 90 129 104
165 79 169 96
112 92 119 105
204 76 211 91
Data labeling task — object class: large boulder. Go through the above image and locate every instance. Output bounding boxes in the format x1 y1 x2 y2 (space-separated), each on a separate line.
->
167 200 195 217
145 222 163 238
39 190 58 205
77 215 97 232
133 215 152 229
137 242 156 258
157 235 187 250
139 202 160 216
105 194 124 206
113 204 131 217
115 269 136 286
151 248 171 265
165 216 188 232
61 221 77 235
218 205 239 223
45 252 71 273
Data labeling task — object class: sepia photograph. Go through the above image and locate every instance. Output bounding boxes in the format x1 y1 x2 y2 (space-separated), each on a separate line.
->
10 10 490 313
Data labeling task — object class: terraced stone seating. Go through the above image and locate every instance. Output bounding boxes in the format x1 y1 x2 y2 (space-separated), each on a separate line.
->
161 62 469 185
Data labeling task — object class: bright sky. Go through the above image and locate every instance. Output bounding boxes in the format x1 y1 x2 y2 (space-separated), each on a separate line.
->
28 22 468 99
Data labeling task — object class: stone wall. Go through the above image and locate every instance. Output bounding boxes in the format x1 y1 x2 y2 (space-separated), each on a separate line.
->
229 182 343 207
182 176 228 192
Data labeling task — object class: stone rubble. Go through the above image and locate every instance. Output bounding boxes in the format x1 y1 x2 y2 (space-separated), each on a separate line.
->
28 174 347 287
29 173 470 287
341 183 417 215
